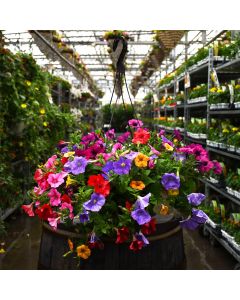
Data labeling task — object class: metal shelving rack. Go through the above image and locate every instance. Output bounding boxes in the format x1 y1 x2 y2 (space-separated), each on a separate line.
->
155 35 240 265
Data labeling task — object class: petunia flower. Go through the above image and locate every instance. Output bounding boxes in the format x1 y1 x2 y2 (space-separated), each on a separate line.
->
174 129 182 141
135 193 151 209
173 152 186 162
187 193 205 206
69 156 88 175
79 209 90 224
48 217 60 230
149 144 160 156
113 157 132 175
129 239 144 252
141 218 156 235
106 129 115 140
76 244 91 259
88 174 110 196
131 208 151 225
135 232 149 246
22 203 35 217
132 128 150 145
130 180 145 190
161 136 173 147
45 155 57 169
47 172 66 188
159 129 165 136
124 151 139 161
128 119 143 129
134 153 149 168
111 142 123 154
83 193 106 212
117 132 131 144
161 173 180 191
212 160 223 175
48 189 61 206
180 209 208 230
35 204 54 221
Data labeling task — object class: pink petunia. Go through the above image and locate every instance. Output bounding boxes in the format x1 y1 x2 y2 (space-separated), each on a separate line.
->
111 143 123 154
48 217 60 230
45 155 57 169
47 172 65 188
48 189 61 206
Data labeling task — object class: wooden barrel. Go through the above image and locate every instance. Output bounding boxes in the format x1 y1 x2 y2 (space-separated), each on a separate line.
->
38 217 186 270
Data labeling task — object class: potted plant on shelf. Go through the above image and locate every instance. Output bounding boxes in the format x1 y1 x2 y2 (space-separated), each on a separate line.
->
22 119 219 269
225 169 240 199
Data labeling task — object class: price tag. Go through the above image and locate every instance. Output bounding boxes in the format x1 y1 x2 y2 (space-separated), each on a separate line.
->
228 84 234 104
210 69 220 87
176 80 179 93
164 88 168 98
184 72 191 89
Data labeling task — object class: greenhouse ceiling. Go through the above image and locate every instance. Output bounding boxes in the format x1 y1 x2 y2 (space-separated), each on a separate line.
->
3 30 224 102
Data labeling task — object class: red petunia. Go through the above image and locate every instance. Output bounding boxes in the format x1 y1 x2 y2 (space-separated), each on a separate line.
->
61 194 72 204
87 174 110 197
141 218 156 235
129 239 144 252
35 204 54 221
132 128 150 145
125 200 133 211
22 203 35 217
34 169 43 182
115 227 130 244
61 157 68 165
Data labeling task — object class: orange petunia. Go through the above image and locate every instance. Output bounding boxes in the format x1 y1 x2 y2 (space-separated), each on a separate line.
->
134 153 150 168
160 204 169 215
130 180 145 190
76 244 91 259
68 239 74 251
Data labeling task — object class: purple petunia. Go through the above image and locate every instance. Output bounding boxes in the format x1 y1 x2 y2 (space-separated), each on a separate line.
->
135 193 151 209
174 129 182 141
64 156 88 175
173 152 186 162
159 129 165 136
102 161 114 179
124 151 139 161
161 173 180 191
187 193 205 206
79 209 90 223
161 136 174 147
61 146 69 153
131 208 151 225
83 193 106 212
180 209 208 230
135 232 149 246
113 157 132 175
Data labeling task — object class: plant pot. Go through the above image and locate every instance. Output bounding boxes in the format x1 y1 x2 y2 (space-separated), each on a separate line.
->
234 190 240 199
235 147 240 155
218 143 227 150
38 218 185 270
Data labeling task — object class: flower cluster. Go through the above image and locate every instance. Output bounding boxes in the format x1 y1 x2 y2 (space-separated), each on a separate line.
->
22 119 220 260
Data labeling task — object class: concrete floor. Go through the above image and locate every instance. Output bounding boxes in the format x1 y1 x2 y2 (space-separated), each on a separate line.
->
0 212 237 270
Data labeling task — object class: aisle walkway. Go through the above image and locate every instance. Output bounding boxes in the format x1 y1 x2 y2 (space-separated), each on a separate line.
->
0 212 237 270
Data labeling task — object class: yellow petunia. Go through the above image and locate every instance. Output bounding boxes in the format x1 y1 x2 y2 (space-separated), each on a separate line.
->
222 128 229 133
76 244 91 259
167 189 179 196
25 80 31 86
130 180 145 190
232 127 239 132
64 151 75 158
210 87 217 93
21 103 27 109
0 248 5 254
43 122 48 127
39 108 46 114
164 143 173 151
134 153 149 168
66 175 78 187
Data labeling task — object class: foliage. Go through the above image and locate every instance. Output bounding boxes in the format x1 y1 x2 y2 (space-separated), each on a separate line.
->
189 84 207 99
187 119 206 134
101 104 134 132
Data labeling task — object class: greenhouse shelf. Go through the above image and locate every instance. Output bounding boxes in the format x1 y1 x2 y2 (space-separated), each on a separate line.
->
216 57 240 74
200 179 240 206
209 109 240 116
185 136 206 145
203 218 240 267
207 146 240 161
186 102 207 109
